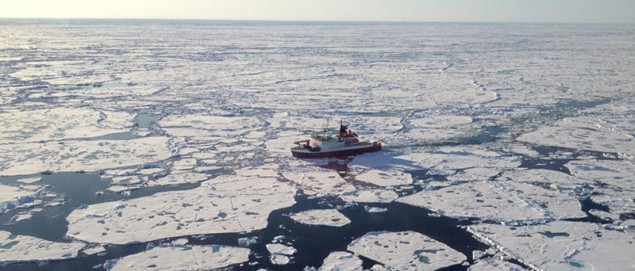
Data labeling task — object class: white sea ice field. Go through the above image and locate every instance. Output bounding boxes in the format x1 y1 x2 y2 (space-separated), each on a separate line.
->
0 19 634 271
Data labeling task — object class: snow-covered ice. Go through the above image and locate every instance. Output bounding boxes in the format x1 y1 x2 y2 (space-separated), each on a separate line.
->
107 244 249 271
352 169 413 187
66 171 296 244
347 231 467 271
0 137 172 176
398 181 585 223
468 258 525 271
266 243 297 265
468 221 635 270
0 184 58 214
517 116 635 157
283 169 356 197
566 159 635 215
146 172 208 186
319 251 363 271
0 231 85 264
290 209 351 227
2 21 635 270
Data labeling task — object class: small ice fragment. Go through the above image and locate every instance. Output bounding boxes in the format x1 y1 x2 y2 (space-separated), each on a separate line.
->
238 236 258 247
16 177 42 184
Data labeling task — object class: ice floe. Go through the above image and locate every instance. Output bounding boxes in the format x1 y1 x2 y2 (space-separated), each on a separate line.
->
146 172 209 186
107 244 249 271
351 148 521 175
566 159 635 215
398 180 584 223
499 168 587 191
0 137 172 176
159 114 263 138
517 116 635 157
282 169 356 197
339 189 399 203
0 108 134 144
0 231 85 264
15 177 42 184
352 169 413 187
66 171 295 244
468 221 635 271
319 251 363 271
266 243 296 265
405 114 478 143
468 258 525 271
290 209 351 227
347 231 466 270
0 184 58 214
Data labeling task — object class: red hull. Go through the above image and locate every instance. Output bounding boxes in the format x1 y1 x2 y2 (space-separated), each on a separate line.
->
291 144 381 158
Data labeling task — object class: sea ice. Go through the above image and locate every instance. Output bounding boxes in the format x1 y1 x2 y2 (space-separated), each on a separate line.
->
499 168 586 191
0 231 85 264
290 209 351 227
0 184 55 214
266 243 297 265
351 169 413 187
339 189 399 203
0 136 172 176
0 108 134 144
404 114 478 144
565 159 635 191
566 159 635 215
318 251 363 271
107 244 249 271
15 177 42 184
282 169 356 197
517 116 635 157
468 221 635 270
159 114 263 137
82 245 107 256
66 171 295 244
350 148 520 175
146 172 209 186
468 258 525 271
347 231 466 271
398 180 584 222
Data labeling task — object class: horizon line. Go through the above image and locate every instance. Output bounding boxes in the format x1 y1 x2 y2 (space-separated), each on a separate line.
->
1 17 633 26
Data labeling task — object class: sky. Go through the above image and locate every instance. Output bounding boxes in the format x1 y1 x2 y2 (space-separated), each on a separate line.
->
1 0 634 24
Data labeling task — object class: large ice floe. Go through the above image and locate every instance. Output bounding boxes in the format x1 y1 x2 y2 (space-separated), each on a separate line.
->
347 231 467 270
0 231 85 264
468 221 635 271
66 168 295 244
290 209 351 227
0 107 169 176
565 159 635 216
350 147 521 175
0 108 134 144
282 166 399 203
106 244 250 271
398 180 585 223
0 136 172 176
517 115 635 157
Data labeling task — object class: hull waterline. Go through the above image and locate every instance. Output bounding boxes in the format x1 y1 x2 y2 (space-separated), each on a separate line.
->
291 144 381 158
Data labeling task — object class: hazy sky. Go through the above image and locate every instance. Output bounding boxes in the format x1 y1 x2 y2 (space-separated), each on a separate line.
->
1 0 634 24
